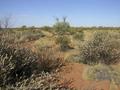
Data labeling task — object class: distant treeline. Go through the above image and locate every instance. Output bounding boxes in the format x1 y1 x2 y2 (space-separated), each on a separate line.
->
4 26 120 31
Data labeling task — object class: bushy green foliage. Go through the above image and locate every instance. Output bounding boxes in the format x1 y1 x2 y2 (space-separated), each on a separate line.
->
66 55 81 63
80 31 120 65
34 38 54 51
53 17 70 35
56 36 71 51
73 31 84 41
29 26 35 30
21 25 27 30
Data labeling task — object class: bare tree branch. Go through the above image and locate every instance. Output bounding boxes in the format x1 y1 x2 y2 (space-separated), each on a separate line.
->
63 16 67 22
3 15 12 29
0 20 2 30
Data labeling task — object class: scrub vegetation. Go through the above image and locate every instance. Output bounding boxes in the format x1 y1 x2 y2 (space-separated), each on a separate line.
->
0 17 120 90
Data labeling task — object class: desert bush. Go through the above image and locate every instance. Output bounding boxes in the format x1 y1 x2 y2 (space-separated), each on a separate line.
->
68 28 77 35
53 17 70 35
41 26 52 31
20 32 43 42
0 41 65 88
0 42 38 86
84 64 112 81
66 55 81 63
73 31 84 41
34 38 54 50
56 36 71 51
83 64 120 86
29 26 35 30
3 72 73 90
0 30 44 44
0 30 17 43
21 25 27 30
36 48 65 72
15 31 44 43
80 31 120 65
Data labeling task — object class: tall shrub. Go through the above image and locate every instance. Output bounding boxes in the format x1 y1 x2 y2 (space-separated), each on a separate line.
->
80 32 120 65
53 17 70 35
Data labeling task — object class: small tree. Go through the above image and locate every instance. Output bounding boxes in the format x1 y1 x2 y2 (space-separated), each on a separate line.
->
29 26 35 30
0 20 2 30
21 25 27 30
53 17 70 35
0 15 12 30
3 16 11 29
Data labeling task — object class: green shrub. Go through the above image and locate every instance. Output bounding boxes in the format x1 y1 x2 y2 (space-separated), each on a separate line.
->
73 31 84 41
34 38 54 51
84 64 120 86
41 26 52 31
56 36 71 51
80 31 120 65
84 64 111 81
53 17 70 35
21 25 27 30
66 55 81 63
29 26 35 30
36 48 65 72
68 28 77 35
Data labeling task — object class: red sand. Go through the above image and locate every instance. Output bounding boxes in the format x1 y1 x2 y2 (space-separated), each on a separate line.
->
59 63 110 90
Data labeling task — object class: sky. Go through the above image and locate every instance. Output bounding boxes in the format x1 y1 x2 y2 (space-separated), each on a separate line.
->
0 0 120 27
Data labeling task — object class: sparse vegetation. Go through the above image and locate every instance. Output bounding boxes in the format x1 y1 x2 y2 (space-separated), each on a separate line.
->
1 0 120 88
0 17 120 89
56 35 71 51
0 30 45 44
73 30 84 41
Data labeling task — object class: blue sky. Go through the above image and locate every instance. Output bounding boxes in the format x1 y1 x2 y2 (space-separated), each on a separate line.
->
0 0 120 27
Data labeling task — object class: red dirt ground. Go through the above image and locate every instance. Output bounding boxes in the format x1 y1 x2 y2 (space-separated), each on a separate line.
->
59 63 111 90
